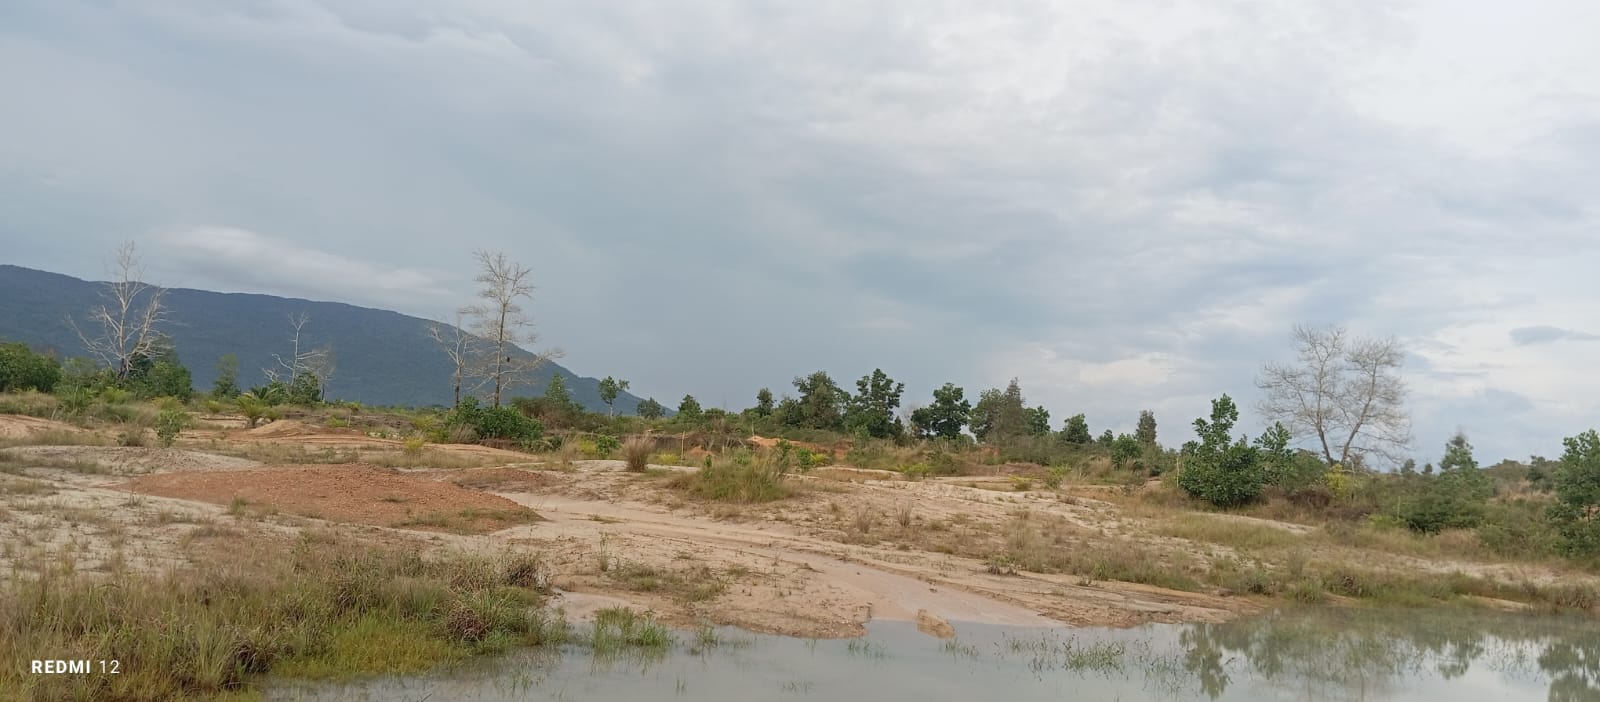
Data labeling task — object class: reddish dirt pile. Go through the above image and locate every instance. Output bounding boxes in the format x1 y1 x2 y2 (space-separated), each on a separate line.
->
747 434 848 459
126 463 540 534
241 420 359 439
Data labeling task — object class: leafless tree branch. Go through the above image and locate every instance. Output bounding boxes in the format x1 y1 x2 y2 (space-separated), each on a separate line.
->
1256 324 1412 469
69 241 168 381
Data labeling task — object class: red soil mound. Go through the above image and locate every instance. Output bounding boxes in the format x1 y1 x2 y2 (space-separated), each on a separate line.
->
126 463 540 534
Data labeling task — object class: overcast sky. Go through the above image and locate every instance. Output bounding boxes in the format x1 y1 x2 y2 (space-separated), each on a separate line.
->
3 1 1597 463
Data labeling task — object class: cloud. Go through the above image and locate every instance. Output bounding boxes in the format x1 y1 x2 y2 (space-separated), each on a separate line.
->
156 227 455 313
2 0 1598 461
1509 325 1600 346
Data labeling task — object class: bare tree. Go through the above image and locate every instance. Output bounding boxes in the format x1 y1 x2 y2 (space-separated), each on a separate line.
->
264 311 335 389
427 310 477 408
465 250 560 407
69 241 168 381
1256 324 1411 468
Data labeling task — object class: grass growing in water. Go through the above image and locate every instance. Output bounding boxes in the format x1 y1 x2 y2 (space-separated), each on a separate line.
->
586 608 675 657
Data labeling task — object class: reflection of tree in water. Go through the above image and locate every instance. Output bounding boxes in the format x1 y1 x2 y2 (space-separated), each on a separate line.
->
1539 634 1600 702
1167 608 1600 701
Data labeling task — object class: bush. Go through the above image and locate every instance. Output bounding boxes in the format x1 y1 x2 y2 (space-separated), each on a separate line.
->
622 437 653 472
154 409 188 447
1176 396 1266 508
1176 444 1267 508
1551 430 1600 557
237 393 270 428
594 434 621 457
0 343 62 393
671 451 793 502
474 407 543 442
446 397 543 446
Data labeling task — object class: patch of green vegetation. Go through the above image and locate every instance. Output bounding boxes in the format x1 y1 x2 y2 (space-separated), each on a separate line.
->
669 451 795 503
0 539 562 701
585 607 675 657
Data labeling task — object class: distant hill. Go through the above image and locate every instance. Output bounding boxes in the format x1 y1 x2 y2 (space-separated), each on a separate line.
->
0 264 648 413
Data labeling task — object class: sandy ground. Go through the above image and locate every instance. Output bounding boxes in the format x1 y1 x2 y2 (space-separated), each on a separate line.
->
2 413 1593 641
0 415 88 440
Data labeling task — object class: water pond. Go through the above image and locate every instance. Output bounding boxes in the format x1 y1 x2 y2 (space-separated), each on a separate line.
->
269 606 1600 701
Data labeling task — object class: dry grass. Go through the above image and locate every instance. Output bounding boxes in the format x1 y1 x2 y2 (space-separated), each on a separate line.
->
392 507 542 534
362 449 493 471
0 430 110 449
0 535 564 700
601 560 729 604
1154 514 1307 552
622 436 653 473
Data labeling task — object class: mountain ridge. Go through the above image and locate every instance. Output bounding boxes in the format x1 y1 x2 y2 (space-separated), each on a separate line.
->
0 264 648 413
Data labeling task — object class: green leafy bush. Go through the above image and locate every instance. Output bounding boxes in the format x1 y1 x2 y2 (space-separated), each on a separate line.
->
0 343 62 393
1550 430 1600 557
1175 395 1265 508
154 409 188 448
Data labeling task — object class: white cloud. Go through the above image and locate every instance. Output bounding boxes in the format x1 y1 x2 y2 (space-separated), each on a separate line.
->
156 227 455 313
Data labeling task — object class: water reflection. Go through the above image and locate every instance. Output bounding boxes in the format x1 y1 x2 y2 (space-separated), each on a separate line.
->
269 607 1600 702
1175 608 1599 701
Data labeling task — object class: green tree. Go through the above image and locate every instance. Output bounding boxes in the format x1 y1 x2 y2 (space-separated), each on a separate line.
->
636 397 665 419
1110 433 1142 469
597 376 630 417
127 339 193 401
754 388 774 417
0 343 62 393
544 374 572 409
970 378 1027 443
154 409 188 448
1024 406 1051 436
1176 394 1265 508
1136 410 1158 446
286 372 321 405
212 353 240 398
1060 414 1091 445
1550 429 1600 556
791 371 847 430
845 368 905 439
1098 429 1115 448
1393 432 1493 533
677 394 703 421
910 383 971 440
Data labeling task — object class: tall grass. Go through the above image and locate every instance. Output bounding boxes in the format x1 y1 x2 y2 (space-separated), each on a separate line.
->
669 451 794 503
622 437 654 472
0 536 563 700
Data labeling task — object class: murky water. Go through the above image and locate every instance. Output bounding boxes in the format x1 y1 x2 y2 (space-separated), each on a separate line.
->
268 607 1600 701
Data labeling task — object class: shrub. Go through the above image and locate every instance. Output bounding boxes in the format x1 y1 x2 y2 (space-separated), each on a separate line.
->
671 452 793 503
0 343 62 393
1176 396 1265 508
594 434 621 457
1551 429 1600 557
153 410 187 447
237 393 270 428
403 437 426 456
449 398 543 445
57 386 93 416
622 437 653 472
